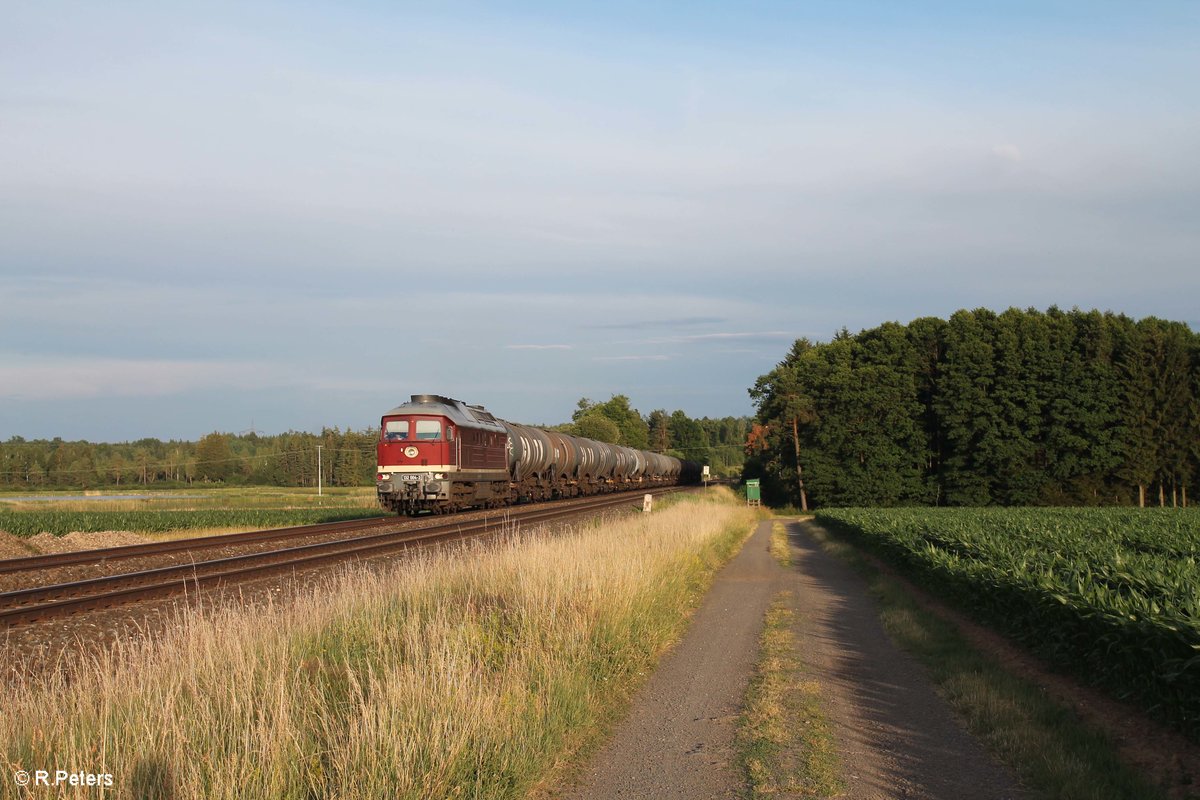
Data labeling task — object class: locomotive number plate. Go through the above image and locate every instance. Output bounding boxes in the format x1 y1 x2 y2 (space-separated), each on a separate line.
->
400 474 420 482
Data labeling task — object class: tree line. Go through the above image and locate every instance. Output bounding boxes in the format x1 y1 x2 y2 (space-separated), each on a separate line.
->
0 428 378 490
747 307 1199 509
546 395 752 477
0 397 751 490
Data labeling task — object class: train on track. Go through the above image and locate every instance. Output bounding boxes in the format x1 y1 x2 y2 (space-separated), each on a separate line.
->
376 395 700 515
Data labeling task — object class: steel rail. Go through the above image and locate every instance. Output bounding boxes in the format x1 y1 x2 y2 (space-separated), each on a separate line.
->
0 487 685 628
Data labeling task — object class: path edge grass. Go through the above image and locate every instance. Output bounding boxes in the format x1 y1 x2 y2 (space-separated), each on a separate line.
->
737 589 843 799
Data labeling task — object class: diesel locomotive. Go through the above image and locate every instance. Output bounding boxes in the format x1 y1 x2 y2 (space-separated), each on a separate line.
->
376 394 697 515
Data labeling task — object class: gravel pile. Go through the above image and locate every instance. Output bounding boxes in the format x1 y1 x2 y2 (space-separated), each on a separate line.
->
21 530 151 555
0 530 37 560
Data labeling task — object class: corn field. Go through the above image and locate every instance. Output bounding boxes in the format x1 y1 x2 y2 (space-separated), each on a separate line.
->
815 507 1200 739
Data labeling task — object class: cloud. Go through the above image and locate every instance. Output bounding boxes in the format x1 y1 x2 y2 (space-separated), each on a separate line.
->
0 358 294 401
991 143 1022 162
589 316 727 330
2 3 1198 439
677 331 793 341
629 331 795 345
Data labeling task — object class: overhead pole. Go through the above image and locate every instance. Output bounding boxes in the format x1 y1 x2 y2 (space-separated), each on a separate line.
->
317 445 323 497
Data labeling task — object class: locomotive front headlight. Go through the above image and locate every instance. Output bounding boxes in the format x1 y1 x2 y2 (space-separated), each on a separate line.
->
377 473 391 481
434 473 445 480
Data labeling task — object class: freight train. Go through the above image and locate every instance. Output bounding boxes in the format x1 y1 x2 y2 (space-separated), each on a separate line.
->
376 394 699 515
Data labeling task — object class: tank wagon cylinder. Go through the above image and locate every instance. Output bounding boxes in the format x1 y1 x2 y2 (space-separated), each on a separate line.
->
543 430 581 480
501 421 554 482
580 438 616 480
572 437 597 479
601 441 621 479
619 446 644 480
666 454 681 478
627 447 647 478
646 453 667 478
610 446 629 480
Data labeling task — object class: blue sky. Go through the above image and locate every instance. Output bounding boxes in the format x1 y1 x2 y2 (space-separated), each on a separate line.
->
2 1 1198 441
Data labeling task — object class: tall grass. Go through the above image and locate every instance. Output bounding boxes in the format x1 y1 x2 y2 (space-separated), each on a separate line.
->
1 489 753 799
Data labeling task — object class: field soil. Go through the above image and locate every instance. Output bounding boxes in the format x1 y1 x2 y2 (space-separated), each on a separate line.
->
558 519 1026 799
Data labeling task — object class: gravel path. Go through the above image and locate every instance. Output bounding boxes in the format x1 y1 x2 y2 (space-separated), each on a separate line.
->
558 518 1028 799
559 519 784 800
783 519 1026 799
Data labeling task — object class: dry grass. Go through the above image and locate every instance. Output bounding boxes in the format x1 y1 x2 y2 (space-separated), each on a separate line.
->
737 591 843 799
1 488 754 800
770 521 792 567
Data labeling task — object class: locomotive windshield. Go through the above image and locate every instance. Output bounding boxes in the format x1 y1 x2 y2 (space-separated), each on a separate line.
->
414 420 442 440
383 419 409 441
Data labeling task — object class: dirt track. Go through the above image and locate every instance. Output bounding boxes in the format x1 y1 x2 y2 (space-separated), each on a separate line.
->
559 518 1026 799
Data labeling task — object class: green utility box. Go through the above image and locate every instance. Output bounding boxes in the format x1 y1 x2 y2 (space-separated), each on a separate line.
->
745 479 761 506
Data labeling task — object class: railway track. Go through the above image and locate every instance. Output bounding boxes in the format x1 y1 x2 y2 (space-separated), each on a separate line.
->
0 487 686 628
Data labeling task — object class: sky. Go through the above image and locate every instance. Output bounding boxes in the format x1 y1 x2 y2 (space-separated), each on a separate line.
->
2 1 1198 441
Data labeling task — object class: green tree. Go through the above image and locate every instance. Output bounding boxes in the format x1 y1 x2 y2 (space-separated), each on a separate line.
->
647 409 670 453
935 309 999 505
573 413 620 443
195 432 233 482
667 409 710 465
750 338 819 510
574 395 650 448
1043 310 1123 503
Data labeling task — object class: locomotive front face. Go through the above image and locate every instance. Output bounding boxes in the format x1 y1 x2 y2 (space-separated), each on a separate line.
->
376 414 456 505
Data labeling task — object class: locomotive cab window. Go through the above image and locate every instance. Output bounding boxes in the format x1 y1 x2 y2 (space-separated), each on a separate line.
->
415 420 442 440
384 420 410 441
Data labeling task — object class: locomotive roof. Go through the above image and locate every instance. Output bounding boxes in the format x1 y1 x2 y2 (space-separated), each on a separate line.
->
382 394 507 432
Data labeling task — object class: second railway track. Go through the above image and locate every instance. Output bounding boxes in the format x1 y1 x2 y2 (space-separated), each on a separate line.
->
0 487 687 628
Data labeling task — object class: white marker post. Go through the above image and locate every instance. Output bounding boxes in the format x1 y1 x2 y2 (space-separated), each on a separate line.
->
643 493 653 513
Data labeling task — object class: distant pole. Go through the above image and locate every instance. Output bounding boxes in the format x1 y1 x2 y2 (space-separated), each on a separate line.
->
317 445 323 496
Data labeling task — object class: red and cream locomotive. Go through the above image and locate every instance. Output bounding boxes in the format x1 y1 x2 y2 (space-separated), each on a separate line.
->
376 394 695 515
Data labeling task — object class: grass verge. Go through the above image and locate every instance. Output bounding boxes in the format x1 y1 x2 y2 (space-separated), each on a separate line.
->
1 488 754 800
801 520 1167 800
737 590 843 799
770 521 792 567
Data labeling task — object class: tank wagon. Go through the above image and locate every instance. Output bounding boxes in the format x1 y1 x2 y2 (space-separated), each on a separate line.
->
376 394 696 515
